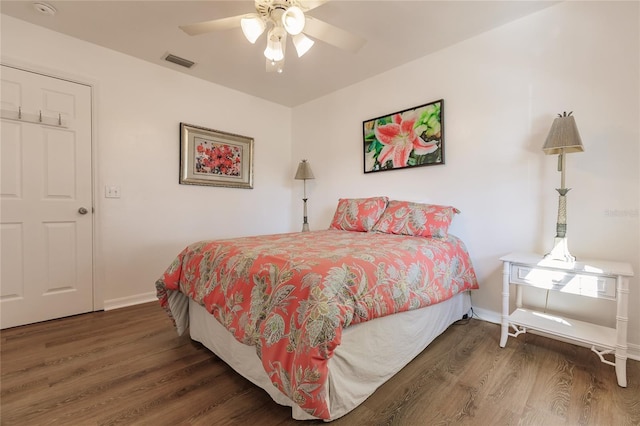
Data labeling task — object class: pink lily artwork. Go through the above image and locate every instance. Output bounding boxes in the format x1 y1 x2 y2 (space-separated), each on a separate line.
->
363 99 443 173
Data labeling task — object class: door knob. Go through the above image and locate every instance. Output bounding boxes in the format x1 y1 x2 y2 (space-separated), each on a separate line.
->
78 207 89 215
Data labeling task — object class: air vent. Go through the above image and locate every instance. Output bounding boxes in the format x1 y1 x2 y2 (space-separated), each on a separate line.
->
164 54 195 69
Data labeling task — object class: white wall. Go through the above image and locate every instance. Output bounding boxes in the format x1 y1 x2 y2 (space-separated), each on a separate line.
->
292 1 640 350
2 2 639 353
1 15 294 308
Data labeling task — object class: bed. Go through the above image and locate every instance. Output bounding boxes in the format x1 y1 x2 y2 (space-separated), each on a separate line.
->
155 198 479 421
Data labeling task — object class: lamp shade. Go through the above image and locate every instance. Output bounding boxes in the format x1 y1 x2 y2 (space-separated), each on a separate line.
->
240 14 266 44
264 27 286 62
293 33 314 57
295 159 315 180
264 39 284 62
542 112 584 155
282 6 305 35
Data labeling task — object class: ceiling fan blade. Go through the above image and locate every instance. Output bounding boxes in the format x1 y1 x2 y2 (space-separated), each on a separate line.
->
299 0 329 12
179 14 244 36
303 16 366 53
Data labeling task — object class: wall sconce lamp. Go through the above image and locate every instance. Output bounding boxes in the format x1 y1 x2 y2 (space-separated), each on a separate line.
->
542 111 584 262
294 159 315 232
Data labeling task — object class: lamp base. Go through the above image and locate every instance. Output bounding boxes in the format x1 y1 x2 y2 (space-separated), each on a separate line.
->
544 237 575 263
301 197 310 232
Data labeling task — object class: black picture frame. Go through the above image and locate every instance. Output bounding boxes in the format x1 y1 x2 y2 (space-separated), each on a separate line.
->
363 99 444 173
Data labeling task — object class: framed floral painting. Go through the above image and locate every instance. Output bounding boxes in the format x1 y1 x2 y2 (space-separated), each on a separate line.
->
179 123 254 188
363 99 444 173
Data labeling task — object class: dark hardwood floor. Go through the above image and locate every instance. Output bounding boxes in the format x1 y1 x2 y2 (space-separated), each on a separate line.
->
1 302 638 425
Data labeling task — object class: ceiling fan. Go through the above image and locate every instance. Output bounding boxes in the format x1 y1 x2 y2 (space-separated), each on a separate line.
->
179 0 366 73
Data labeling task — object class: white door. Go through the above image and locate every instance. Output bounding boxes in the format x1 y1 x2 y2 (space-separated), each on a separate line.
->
0 65 93 329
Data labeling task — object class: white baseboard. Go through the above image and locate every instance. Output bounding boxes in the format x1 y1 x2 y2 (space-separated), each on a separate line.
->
103 292 157 311
630 343 640 361
470 306 501 324
471 306 640 362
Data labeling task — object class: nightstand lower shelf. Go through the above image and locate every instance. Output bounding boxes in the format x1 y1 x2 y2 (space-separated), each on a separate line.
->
509 308 616 350
506 308 616 350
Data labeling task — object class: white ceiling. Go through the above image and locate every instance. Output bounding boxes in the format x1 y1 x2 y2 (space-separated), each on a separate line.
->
1 1 557 107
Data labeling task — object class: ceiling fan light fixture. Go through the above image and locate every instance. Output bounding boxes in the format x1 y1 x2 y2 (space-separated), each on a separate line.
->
240 14 266 43
180 0 367 74
282 6 305 35
292 33 314 57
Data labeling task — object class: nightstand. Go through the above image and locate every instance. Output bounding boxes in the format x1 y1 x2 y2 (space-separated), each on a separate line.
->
499 252 634 387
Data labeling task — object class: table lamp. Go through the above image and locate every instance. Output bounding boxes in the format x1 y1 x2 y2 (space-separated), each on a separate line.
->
542 111 584 262
294 159 315 232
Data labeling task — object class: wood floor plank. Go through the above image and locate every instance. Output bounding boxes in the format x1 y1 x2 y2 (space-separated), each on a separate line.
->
526 338 575 420
565 342 607 425
1 302 638 425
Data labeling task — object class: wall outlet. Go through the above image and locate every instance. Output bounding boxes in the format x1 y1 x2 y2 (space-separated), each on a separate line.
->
105 185 121 198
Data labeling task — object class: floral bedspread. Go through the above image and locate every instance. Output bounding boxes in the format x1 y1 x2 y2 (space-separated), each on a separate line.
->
155 230 479 419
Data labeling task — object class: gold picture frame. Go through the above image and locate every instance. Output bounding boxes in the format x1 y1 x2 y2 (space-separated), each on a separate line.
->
179 123 254 189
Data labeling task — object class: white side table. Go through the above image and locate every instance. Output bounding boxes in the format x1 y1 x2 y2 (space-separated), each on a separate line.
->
499 252 634 387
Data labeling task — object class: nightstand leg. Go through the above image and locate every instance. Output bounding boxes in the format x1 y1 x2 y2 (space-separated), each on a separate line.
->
500 261 510 347
615 355 627 387
615 275 629 387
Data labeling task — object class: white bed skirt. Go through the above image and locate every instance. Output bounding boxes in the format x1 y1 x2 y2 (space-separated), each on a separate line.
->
188 291 471 421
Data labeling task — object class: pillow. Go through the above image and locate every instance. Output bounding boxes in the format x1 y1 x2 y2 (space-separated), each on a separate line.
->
329 196 389 232
372 200 459 238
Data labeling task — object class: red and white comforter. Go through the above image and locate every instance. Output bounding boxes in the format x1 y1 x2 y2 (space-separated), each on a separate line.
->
156 230 479 419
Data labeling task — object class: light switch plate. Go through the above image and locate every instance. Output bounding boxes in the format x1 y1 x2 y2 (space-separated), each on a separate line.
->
105 185 121 198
